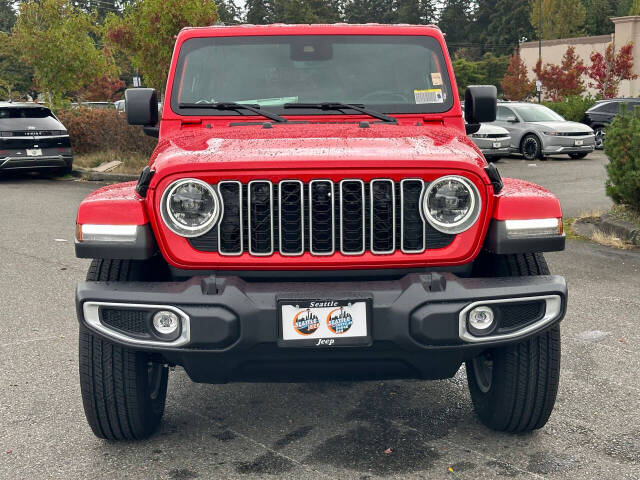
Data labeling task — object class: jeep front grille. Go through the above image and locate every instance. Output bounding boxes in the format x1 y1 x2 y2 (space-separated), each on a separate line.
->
189 179 455 256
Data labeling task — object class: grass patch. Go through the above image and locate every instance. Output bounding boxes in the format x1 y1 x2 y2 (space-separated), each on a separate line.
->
591 230 632 249
608 204 640 229
73 150 149 175
562 217 582 240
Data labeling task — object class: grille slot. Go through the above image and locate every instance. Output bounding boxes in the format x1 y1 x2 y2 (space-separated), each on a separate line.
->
309 180 335 255
370 179 395 254
218 181 242 255
248 181 274 255
189 178 456 256
279 180 304 255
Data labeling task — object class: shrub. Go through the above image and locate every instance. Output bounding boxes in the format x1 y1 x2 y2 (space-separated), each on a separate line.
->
542 95 597 122
604 104 640 211
56 107 157 156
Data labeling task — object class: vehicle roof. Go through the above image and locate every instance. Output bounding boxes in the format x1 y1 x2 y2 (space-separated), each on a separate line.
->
497 102 545 107
594 98 640 103
0 102 49 109
176 23 444 42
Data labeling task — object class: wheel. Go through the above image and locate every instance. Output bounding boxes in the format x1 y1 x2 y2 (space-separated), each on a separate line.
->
569 152 588 159
594 127 605 149
520 134 542 161
79 259 169 440
466 253 561 432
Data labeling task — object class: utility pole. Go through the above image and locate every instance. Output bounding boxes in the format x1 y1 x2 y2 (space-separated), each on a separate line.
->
538 0 542 103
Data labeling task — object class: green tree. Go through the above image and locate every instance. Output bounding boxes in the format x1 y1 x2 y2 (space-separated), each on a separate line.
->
12 0 114 107
582 0 615 36
531 0 586 40
105 0 219 94
246 0 273 24
482 0 536 54
630 0 640 14
0 33 34 100
216 0 242 24
452 56 484 98
438 0 472 47
0 0 16 32
271 0 341 23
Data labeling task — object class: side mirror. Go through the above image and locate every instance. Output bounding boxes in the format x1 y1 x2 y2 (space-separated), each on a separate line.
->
506 115 518 123
125 88 158 127
464 85 497 134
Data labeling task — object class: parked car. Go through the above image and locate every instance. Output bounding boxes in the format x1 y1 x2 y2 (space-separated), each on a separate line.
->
491 102 595 160
582 98 640 149
468 123 511 161
73 24 567 441
0 102 73 174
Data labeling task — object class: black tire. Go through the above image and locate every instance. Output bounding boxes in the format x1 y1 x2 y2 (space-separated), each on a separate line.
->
569 152 589 159
466 253 561 432
79 259 168 440
594 127 605 149
520 134 542 161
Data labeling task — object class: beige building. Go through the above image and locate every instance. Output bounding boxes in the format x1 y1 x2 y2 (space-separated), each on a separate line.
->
519 16 640 98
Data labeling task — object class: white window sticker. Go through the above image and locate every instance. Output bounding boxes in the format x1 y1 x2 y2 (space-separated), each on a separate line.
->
414 89 444 104
431 72 443 86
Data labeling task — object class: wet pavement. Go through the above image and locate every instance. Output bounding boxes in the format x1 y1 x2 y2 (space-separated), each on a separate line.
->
1 151 638 479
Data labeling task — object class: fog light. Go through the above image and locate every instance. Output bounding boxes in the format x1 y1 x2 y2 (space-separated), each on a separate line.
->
153 310 180 336
468 306 495 335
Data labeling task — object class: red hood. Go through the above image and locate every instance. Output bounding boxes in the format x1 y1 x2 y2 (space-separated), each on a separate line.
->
149 123 488 178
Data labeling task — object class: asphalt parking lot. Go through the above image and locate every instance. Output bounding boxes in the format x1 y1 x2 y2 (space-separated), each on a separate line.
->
1 150 639 480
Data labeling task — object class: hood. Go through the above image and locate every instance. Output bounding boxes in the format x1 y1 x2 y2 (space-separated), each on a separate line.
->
530 121 593 133
150 123 486 178
0 116 66 132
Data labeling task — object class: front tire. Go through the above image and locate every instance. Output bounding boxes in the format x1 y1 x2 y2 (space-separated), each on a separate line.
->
467 253 561 432
520 134 542 161
79 259 169 440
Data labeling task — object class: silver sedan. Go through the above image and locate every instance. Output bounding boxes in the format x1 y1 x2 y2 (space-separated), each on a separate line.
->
468 123 511 161
491 102 595 160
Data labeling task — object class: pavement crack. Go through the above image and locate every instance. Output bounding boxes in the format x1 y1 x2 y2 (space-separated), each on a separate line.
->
182 406 334 478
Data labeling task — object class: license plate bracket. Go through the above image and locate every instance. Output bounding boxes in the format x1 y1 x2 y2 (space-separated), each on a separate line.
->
574 140 584 146
492 142 501 148
277 298 372 347
26 148 42 157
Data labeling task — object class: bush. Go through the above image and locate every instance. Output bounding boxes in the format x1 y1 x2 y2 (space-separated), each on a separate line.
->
542 95 597 122
604 104 640 211
56 107 157 156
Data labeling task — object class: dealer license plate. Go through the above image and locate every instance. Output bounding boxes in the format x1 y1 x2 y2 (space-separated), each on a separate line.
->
574 140 584 146
492 142 501 148
26 149 42 157
279 299 370 347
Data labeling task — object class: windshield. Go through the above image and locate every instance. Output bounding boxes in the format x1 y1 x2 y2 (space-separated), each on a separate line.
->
0 107 54 119
513 105 565 122
171 35 453 116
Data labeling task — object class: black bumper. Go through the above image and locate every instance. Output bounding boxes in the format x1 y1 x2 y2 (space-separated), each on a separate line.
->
76 272 567 383
0 155 72 171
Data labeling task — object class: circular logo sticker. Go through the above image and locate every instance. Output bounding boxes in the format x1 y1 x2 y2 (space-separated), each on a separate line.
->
327 307 353 334
293 309 320 335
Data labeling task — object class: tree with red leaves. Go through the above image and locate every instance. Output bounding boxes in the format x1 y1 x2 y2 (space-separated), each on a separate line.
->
533 46 587 101
82 74 126 102
501 51 535 101
586 43 638 99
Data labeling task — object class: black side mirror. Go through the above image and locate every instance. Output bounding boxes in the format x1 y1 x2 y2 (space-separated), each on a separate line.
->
125 88 158 127
506 115 519 123
464 85 497 134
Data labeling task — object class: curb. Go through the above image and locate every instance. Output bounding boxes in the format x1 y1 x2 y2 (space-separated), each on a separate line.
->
598 213 640 246
72 169 139 182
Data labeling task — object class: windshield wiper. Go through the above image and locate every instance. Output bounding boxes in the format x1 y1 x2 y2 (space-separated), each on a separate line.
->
178 102 288 123
283 102 397 123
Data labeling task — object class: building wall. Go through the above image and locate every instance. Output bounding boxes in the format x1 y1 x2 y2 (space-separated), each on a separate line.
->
519 16 640 98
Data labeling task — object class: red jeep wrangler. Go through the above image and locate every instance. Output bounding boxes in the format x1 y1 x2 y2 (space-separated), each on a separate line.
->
74 24 567 440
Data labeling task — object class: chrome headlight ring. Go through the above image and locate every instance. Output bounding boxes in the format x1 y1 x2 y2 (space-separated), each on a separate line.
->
160 178 221 237
422 175 482 235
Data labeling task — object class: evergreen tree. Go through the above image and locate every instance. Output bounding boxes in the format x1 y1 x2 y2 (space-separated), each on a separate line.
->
630 0 640 15
583 0 615 36
216 0 242 24
438 0 472 47
343 0 396 23
0 0 16 32
246 0 273 24
484 0 536 53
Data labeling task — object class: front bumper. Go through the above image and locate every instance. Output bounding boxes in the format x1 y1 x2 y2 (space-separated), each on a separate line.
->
76 272 567 383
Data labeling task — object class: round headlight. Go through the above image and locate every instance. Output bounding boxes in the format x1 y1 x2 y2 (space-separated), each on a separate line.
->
161 179 221 237
422 175 481 234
